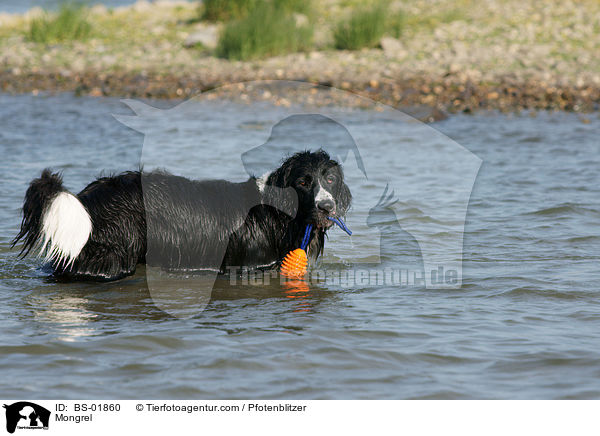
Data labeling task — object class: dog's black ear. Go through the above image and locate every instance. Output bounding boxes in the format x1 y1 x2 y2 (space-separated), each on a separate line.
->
261 185 299 218
266 157 295 188
338 181 352 215
330 162 351 214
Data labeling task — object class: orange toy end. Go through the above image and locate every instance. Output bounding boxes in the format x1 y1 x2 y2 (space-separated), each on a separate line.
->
280 248 308 278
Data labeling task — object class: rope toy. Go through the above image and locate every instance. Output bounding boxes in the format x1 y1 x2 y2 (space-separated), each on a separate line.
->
327 216 352 235
280 217 352 278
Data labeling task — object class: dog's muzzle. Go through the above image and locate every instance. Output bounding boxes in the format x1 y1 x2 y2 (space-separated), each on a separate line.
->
317 199 335 214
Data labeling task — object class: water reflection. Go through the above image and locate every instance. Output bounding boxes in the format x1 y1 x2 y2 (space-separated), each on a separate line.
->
19 266 330 335
282 279 313 313
28 293 98 342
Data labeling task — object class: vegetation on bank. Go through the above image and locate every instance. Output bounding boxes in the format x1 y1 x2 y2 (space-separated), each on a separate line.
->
216 0 313 59
211 0 403 59
0 0 598 112
201 0 313 22
201 0 258 22
12 0 407 60
333 2 389 50
27 2 92 43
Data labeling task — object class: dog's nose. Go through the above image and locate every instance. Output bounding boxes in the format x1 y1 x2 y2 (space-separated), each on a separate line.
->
317 199 335 213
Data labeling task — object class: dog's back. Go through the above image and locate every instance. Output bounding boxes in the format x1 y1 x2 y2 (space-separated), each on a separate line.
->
14 169 274 280
142 171 263 272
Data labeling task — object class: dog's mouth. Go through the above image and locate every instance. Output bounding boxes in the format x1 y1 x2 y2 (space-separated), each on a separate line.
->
313 215 334 230
312 210 335 229
311 212 352 235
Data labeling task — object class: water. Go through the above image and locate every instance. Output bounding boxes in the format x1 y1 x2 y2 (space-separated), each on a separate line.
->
0 0 192 14
1 92 599 399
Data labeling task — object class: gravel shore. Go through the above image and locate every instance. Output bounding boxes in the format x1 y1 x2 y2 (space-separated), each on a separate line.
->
1 0 599 114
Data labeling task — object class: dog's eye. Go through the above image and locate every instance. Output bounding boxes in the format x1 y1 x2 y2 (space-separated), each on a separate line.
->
297 179 306 187
326 175 336 184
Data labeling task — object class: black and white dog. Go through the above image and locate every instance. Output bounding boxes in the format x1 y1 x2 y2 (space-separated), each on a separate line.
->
13 150 351 281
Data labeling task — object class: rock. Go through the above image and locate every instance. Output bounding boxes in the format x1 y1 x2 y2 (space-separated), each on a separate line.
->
184 25 219 49
389 0 403 13
89 87 103 97
90 4 108 15
23 7 44 20
132 0 152 12
293 13 309 28
402 105 449 123
0 13 19 27
380 37 404 57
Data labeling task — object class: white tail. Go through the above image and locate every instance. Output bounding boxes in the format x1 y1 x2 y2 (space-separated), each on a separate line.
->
40 192 92 268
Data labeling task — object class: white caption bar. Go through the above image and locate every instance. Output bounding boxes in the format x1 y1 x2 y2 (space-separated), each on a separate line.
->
0 400 597 436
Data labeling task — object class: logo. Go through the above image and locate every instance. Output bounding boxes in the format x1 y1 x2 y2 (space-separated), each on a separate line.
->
3 402 50 434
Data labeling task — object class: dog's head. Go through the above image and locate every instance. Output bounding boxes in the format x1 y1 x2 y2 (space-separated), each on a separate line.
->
266 150 351 230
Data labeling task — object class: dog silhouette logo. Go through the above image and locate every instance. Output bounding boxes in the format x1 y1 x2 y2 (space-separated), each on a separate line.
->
3 402 50 434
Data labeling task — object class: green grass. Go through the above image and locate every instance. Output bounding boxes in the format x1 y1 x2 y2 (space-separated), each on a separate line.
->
27 2 92 43
273 0 313 15
333 1 388 50
201 0 311 22
216 1 313 60
386 11 404 38
201 0 258 22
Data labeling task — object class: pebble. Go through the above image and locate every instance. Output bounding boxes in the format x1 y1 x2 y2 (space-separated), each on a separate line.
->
380 37 404 57
183 25 219 49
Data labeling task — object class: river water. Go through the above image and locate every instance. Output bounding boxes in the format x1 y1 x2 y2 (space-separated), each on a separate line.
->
0 92 599 399
0 0 191 14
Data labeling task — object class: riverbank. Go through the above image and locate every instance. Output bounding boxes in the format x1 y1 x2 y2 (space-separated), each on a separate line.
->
1 0 599 114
